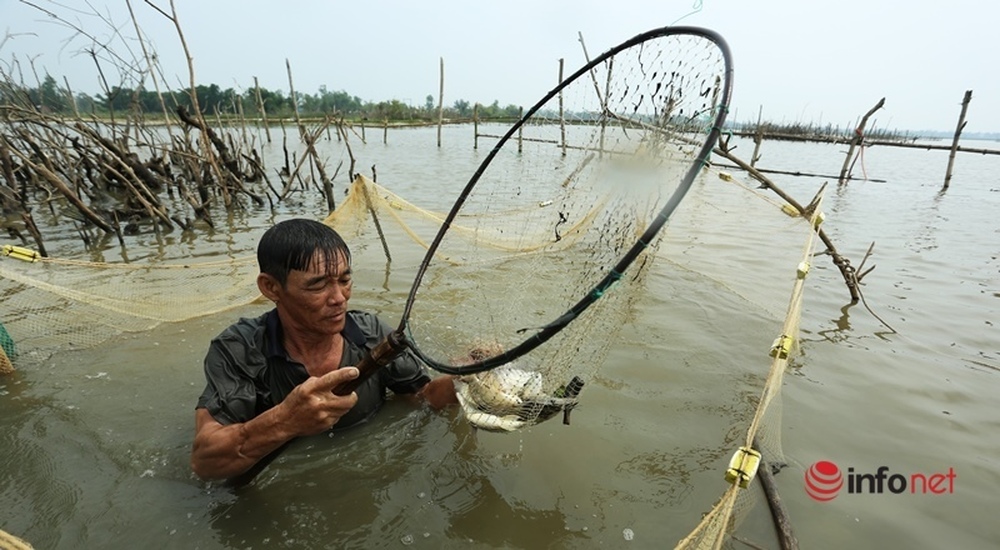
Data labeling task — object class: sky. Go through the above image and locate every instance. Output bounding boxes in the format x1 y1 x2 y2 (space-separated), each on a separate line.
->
1 0 996 133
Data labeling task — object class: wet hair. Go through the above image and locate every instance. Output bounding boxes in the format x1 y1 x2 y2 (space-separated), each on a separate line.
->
257 219 352 286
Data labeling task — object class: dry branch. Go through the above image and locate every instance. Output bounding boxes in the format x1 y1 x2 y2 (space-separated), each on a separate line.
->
4 138 113 233
838 98 885 184
716 138 862 303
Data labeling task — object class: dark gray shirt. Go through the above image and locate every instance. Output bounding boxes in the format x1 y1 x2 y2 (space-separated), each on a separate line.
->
196 309 430 429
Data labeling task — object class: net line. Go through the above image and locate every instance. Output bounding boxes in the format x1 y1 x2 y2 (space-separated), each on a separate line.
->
674 194 824 550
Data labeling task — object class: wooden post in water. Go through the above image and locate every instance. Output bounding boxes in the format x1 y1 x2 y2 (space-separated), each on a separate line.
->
751 105 764 167
473 103 479 150
286 59 304 140
383 118 388 145
253 77 272 143
600 57 613 158
559 58 567 156
437 57 445 147
943 90 972 190
517 106 524 153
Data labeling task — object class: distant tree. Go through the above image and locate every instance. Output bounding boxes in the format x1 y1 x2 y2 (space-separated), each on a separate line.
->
424 94 435 111
253 87 289 115
35 74 68 113
370 99 411 120
75 92 98 113
453 99 470 117
98 85 133 112
502 103 520 118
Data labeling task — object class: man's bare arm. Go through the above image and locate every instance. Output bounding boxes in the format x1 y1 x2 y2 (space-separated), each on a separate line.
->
191 367 360 480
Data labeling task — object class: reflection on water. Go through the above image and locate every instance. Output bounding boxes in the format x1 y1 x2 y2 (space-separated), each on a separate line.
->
2 128 999 549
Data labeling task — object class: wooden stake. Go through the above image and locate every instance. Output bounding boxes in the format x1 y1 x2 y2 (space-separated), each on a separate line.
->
253 76 272 143
437 57 445 147
517 106 524 153
751 105 763 167
559 58 567 157
944 90 972 190
286 58 304 140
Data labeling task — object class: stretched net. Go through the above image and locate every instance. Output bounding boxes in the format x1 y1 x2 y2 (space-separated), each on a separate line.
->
0 248 261 366
389 28 732 433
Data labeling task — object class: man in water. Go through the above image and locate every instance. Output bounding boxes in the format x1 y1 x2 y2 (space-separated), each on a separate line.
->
191 218 457 481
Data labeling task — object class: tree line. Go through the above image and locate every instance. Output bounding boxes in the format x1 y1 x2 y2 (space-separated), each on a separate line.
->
0 74 522 122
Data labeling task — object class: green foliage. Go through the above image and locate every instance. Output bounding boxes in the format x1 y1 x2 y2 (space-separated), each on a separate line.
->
2 78 518 123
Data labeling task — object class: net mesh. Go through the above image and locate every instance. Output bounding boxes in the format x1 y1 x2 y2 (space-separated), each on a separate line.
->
674 193 822 550
401 29 731 433
0 247 260 365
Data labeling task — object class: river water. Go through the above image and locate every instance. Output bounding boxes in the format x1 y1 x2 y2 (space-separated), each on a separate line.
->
1 124 998 549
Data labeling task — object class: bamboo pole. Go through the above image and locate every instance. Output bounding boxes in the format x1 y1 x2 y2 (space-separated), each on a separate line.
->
286 59 304 140
517 106 524 153
943 90 972 190
559 58 567 157
473 103 479 150
600 57 613 158
437 57 444 147
751 105 763 167
253 76 272 143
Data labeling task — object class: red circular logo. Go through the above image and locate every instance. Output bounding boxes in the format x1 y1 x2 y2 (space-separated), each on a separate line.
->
805 460 843 502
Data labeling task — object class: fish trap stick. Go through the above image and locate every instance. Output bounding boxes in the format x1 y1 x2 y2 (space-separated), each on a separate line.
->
335 26 734 425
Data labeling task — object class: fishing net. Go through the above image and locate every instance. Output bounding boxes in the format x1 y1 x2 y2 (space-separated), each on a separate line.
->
325 27 736 437
673 189 823 550
0 245 261 366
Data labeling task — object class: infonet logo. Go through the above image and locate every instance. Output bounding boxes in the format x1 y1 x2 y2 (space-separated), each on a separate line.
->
805 461 956 502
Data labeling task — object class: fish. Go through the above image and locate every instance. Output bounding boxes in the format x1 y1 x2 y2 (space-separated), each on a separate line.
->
455 364 583 432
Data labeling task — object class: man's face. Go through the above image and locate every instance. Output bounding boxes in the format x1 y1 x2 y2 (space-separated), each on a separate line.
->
277 250 353 337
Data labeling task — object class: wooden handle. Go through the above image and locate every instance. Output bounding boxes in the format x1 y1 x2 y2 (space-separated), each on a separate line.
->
332 330 407 396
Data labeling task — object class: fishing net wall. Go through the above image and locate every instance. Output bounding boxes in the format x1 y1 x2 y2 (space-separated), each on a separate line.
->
0 247 261 367
670 178 822 550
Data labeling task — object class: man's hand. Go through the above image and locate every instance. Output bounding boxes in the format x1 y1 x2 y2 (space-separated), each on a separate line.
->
191 367 360 481
278 367 360 436
417 375 459 410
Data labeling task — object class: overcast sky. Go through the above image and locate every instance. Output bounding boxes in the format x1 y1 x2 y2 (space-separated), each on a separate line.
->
1 0 996 133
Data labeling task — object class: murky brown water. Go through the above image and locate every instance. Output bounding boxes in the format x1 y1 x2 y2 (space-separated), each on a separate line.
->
1 125 998 549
